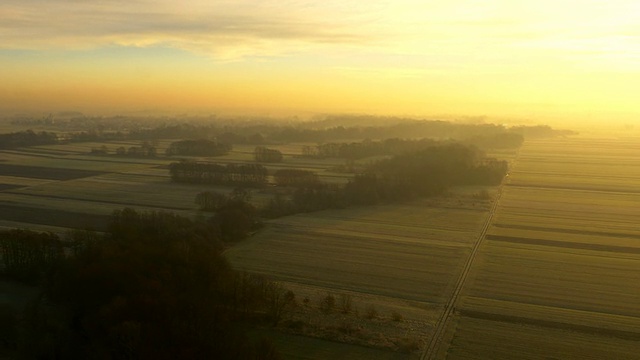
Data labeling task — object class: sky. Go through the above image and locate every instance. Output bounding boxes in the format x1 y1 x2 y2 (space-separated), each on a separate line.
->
1 0 639 126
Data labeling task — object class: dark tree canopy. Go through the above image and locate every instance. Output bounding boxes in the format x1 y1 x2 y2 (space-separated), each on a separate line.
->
0 229 63 283
18 209 281 360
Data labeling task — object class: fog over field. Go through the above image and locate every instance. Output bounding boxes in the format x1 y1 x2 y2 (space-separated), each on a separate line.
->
1 1 640 359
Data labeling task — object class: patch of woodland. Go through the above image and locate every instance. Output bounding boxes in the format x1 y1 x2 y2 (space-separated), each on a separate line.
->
0 208 294 359
260 142 508 218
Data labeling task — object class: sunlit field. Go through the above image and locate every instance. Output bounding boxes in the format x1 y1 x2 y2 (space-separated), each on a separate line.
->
443 137 640 359
0 135 502 357
7 133 639 358
226 192 496 357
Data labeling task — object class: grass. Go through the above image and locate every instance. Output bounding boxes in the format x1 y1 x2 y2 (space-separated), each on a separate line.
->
249 329 418 360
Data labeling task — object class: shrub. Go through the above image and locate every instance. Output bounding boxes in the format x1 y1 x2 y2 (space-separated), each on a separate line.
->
339 294 352 314
320 294 336 314
391 310 403 322
396 337 420 353
364 305 378 319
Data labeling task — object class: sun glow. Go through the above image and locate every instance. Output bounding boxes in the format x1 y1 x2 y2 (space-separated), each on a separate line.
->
0 0 638 126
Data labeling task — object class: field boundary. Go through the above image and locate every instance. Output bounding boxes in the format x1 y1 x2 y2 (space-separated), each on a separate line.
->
2 191 193 211
506 183 640 194
420 179 506 359
486 234 640 254
459 309 640 341
492 223 640 240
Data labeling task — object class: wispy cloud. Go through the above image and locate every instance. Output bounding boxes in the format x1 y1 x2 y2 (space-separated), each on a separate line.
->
0 0 385 59
1 0 638 68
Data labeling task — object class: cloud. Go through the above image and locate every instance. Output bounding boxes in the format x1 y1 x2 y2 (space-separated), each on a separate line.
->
1 0 638 68
0 0 384 59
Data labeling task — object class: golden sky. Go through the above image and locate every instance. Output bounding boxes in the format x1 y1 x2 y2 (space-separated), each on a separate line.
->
1 0 639 125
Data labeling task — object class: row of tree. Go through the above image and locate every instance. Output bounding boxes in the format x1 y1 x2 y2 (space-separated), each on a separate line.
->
0 130 58 149
169 161 268 187
301 133 524 161
165 139 232 156
254 146 283 162
91 142 158 157
3 116 569 152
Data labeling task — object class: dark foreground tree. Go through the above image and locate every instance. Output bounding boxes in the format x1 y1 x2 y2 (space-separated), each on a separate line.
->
0 229 63 283
209 189 260 242
20 209 279 360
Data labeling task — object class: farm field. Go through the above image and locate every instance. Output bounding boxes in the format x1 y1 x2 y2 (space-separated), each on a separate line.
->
0 135 509 357
0 140 348 232
440 136 640 359
227 199 491 302
225 191 497 356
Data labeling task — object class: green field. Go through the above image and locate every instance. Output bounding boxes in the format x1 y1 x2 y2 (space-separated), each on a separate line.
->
442 137 640 359
0 141 350 231
225 192 496 357
0 138 505 357
8 135 637 358
227 200 489 302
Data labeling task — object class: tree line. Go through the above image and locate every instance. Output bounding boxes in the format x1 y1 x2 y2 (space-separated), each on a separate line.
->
254 146 283 162
301 134 523 161
165 139 232 156
91 141 158 157
0 130 58 149
301 138 439 159
169 161 268 187
2 115 570 152
262 143 508 217
165 141 507 218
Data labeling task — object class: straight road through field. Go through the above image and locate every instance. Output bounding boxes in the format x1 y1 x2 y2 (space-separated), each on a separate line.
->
420 168 511 359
